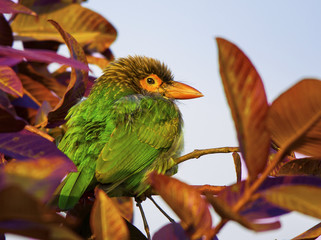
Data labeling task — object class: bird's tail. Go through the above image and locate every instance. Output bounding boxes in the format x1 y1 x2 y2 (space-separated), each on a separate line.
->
49 167 96 210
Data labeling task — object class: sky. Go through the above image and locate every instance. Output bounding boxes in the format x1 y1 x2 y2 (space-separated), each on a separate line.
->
79 1 321 240
7 1 321 240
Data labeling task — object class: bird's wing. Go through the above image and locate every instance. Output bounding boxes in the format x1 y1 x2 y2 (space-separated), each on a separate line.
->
95 95 182 186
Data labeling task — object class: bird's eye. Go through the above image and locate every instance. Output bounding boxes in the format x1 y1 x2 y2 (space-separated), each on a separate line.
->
147 78 155 84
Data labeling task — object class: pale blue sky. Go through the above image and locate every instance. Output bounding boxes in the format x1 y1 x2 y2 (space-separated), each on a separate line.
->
79 1 321 239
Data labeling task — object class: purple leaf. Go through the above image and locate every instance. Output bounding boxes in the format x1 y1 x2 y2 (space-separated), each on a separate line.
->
0 46 89 71
0 0 36 15
0 66 23 97
11 93 40 109
0 128 75 169
2 156 76 202
218 176 321 220
0 57 23 67
153 223 219 240
0 90 26 133
0 14 13 46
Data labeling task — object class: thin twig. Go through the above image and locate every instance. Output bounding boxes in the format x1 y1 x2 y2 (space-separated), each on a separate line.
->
136 199 151 240
148 196 175 223
174 147 239 165
24 125 54 142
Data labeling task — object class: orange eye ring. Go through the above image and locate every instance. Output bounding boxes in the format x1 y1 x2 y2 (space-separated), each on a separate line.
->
140 74 163 92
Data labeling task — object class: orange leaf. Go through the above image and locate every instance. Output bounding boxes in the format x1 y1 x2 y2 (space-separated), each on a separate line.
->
11 3 116 53
278 157 321 177
292 222 321 240
261 185 321 219
148 172 212 240
267 79 321 157
216 37 270 181
90 188 129 240
18 73 60 108
111 197 133 223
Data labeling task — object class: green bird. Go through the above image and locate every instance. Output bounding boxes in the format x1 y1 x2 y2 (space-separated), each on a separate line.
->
57 56 203 210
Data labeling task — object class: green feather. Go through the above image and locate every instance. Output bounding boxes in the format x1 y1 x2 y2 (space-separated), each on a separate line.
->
57 56 185 209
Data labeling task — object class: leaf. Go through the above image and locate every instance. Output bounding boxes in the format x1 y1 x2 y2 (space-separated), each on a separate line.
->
125 221 147 240
267 79 321 157
217 176 321 221
216 37 270 181
90 188 129 240
277 157 321 177
148 172 212 240
206 194 280 232
268 143 295 177
292 222 321 240
18 62 67 98
0 46 89 70
46 20 88 127
18 73 60 108
261 185 321 219
2 156 75 202
152 222 191 240
0 91 26 133
86 55 111 70
11 3 117 53
35 101 52 126
0 0 36 15
0 128 76 168
0 57 22 67
0 14 13 46
232 152 242 182
0 66 23 97
0 186 81 240
111 197 134 223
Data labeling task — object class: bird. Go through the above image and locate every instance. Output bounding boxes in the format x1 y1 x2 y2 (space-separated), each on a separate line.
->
57 55 203 210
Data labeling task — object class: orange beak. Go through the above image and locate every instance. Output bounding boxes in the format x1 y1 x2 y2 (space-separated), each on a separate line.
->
164 82 203 99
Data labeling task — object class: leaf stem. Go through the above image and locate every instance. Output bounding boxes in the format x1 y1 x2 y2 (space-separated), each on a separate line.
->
24 125 54 142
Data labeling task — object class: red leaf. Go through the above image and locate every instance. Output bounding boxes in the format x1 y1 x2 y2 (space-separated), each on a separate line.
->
46 20 88 127
0 0 36 15
149 172 212 240
216 37 270 181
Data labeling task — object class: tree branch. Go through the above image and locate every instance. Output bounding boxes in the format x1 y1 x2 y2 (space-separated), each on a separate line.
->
174 147 239 165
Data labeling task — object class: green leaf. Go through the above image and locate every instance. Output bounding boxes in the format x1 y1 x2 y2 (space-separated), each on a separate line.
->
261 185 321 219
267 79 321 157
216 37 270 181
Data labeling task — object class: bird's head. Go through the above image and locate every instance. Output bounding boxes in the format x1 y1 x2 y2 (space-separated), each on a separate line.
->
102 56 203 100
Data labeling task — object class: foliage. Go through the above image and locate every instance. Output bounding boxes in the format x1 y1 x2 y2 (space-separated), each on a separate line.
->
1 0 321 240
